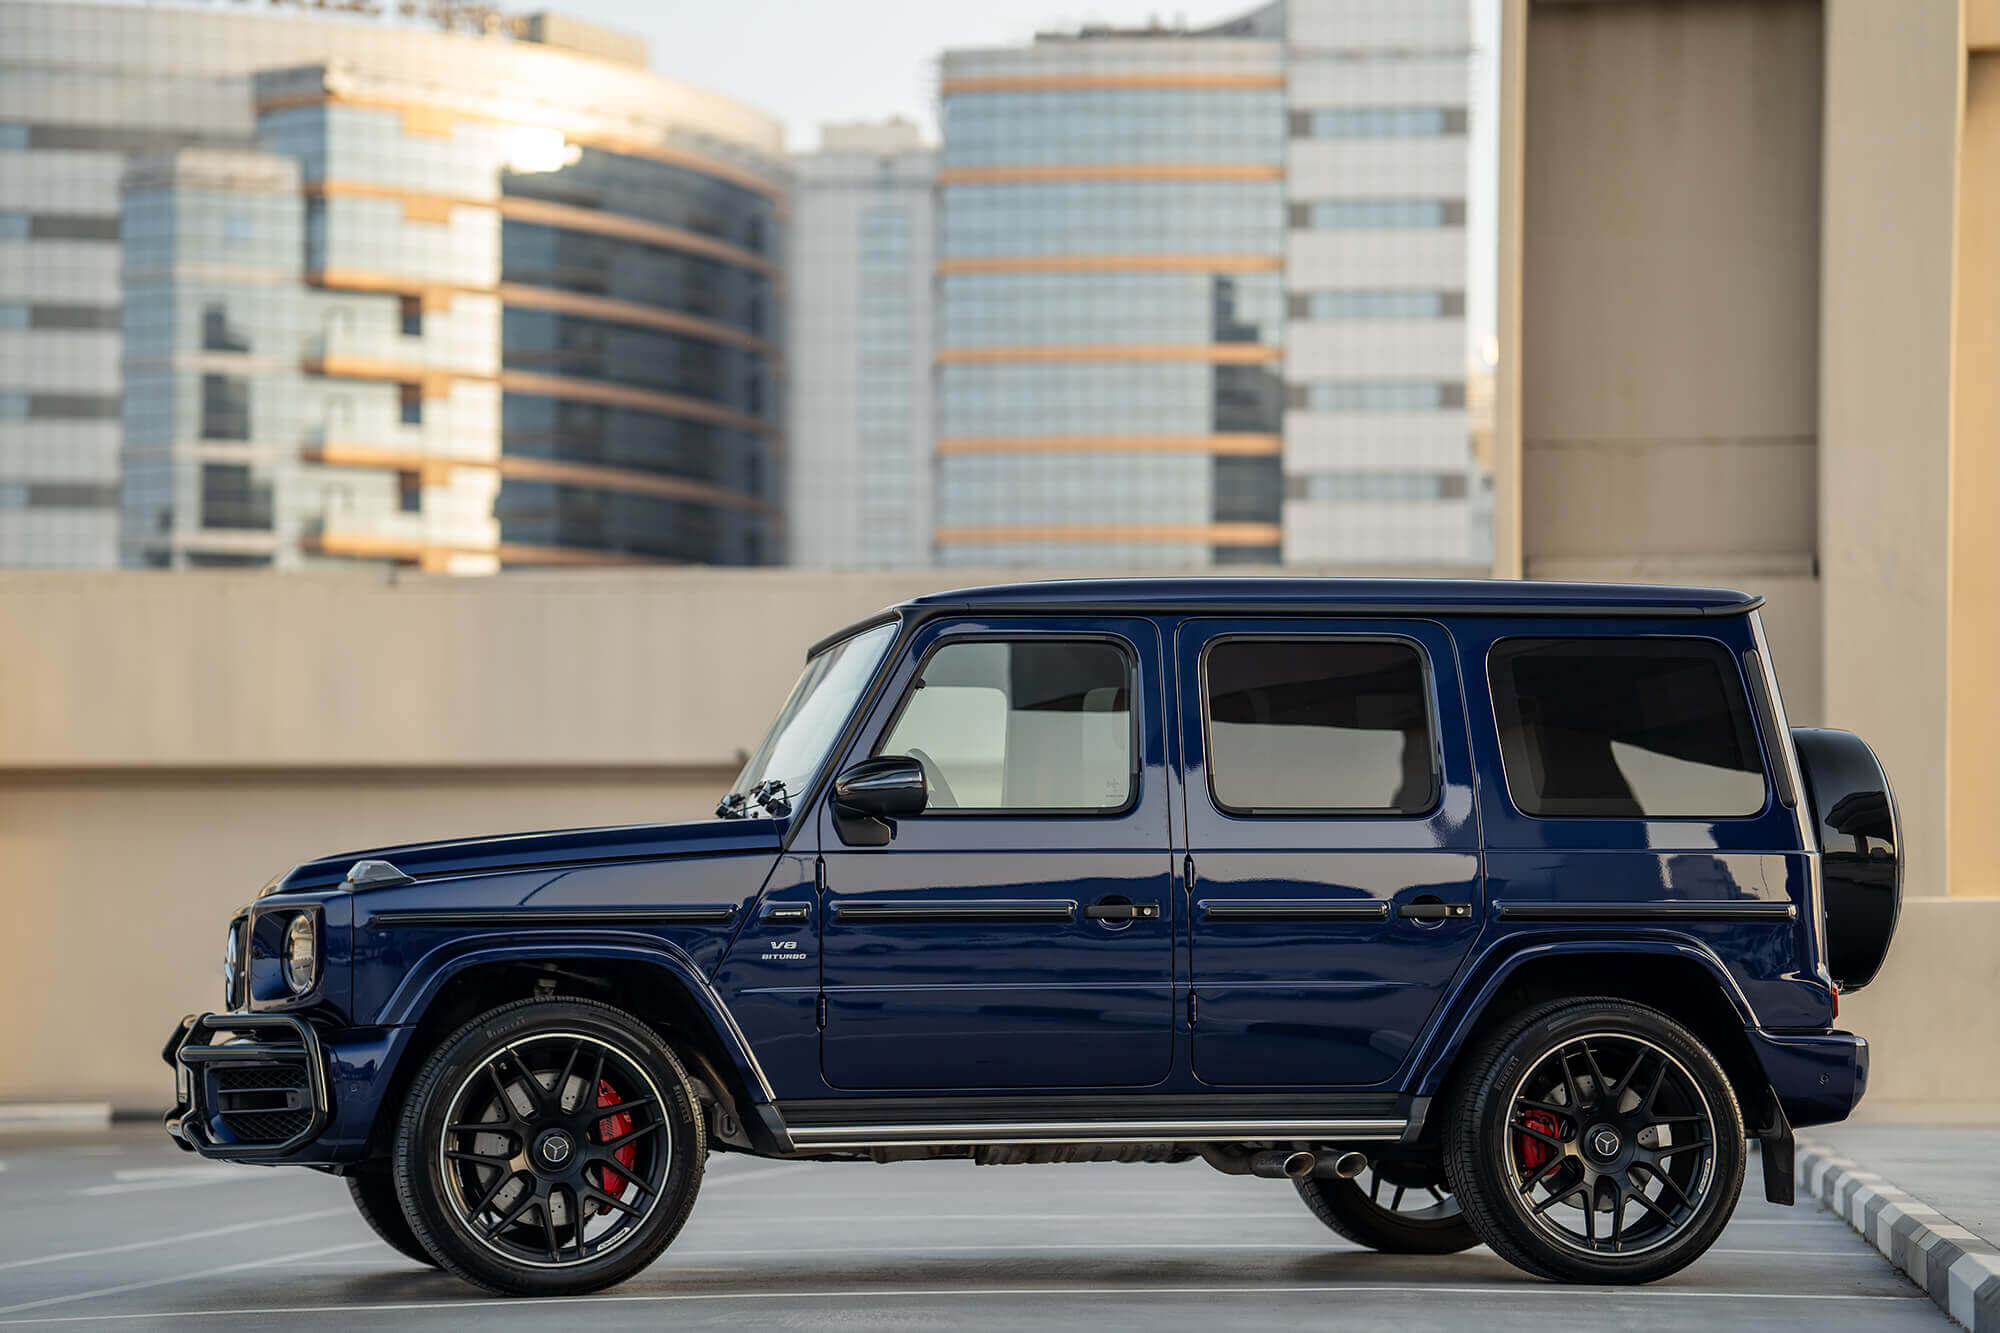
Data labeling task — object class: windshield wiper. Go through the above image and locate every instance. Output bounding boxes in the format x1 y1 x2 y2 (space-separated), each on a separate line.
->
714 791 749 819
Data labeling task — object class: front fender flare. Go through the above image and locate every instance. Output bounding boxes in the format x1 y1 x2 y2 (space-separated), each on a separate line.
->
1408 935 1759 1099
373 928 777 1105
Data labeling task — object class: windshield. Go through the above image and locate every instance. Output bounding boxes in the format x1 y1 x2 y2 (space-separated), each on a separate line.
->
722 620 899 814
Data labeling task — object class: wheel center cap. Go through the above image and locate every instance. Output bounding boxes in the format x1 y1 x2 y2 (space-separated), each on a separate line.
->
535 1129 574 1168
1586 1125 1623 1160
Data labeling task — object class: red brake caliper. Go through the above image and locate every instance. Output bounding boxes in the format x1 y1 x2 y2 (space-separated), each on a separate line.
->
1518 1109 1560 1174
594 1079 636 1211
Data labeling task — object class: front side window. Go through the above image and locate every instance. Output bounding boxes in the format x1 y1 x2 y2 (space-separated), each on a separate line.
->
877 639 1133 812
1204 638 1436 814
1489 638 1767 818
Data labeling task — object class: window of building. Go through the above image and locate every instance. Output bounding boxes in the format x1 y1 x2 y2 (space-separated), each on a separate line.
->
201 304 249 354
1293 106 1468 138
1293 289 1465 321
399 383 423 426
1488 638 1768 819
876 638 1134 812
399 295 423 339
0 123 25 149
0 303 25 329
1204 638 1436 814
30 304 119 331
199 463 272 531
1292 199 1465 230
1285 471 1470 502
1296 380 1466 412
398 469 422 513
199 374 250 440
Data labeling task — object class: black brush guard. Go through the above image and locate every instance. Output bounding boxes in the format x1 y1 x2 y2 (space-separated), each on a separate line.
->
163 1012 330 1160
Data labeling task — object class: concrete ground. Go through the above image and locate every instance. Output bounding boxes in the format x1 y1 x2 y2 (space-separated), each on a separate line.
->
0 1128 1945 1331
1809 1104 2000 1245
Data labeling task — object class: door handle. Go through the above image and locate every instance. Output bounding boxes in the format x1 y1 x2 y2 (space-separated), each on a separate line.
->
1398 902 1472 921
1084 901 1161 922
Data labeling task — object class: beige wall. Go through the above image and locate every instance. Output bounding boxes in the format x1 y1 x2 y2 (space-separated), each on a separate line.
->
1950 50 2000 898
1818 0 1964 900
1519 0 1823 583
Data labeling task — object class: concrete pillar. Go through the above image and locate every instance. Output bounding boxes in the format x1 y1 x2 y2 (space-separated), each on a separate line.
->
1950 38 2000 897
1819 0 1963 898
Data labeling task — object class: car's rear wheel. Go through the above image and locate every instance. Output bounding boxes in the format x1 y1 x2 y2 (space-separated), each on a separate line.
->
1443 998 1744 1284
393 997 705 1296
346 1162 438 1267
1296 1161 1478 1253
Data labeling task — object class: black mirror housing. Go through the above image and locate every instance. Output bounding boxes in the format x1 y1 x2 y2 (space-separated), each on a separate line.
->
833 755 929 818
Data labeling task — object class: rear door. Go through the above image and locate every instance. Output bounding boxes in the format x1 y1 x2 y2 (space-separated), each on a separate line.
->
1176 619 1482 1087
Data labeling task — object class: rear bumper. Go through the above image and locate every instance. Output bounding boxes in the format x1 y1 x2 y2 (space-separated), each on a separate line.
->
1750 1027 1869 1129
163 1012 330 1160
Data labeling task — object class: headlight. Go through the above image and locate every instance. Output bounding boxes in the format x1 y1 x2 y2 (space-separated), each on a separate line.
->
223 921 242 1008
281 913 318 995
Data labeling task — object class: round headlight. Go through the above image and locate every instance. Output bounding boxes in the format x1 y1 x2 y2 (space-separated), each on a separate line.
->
222 923 241 1007
281 913 317 995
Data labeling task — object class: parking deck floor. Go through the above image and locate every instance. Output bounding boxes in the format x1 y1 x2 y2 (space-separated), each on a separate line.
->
0 1128 1948 1331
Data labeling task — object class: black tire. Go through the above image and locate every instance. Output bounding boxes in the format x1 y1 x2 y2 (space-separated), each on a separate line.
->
393 997 706 1296
1296 1165 1479 1254
346 1163 439 1267
1443 998 1745 1284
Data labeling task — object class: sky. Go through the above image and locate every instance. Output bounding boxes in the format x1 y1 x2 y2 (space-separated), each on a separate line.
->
542 1 1273 150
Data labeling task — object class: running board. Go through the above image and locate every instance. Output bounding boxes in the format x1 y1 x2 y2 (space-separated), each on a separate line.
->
786 1118 1409 1149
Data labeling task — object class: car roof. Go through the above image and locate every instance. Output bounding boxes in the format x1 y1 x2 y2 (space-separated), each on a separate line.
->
897 577 1760 617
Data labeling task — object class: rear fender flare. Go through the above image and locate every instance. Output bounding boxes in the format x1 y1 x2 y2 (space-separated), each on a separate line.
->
1409 936 1759 1099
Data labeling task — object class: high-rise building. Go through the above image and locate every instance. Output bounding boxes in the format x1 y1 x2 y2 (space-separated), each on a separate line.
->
2 0 786 570
788 120 936 568
933 0 1480 569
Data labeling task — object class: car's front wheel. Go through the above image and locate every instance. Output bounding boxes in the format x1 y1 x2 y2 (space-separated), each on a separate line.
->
393 997 706 1296
346 1162 438 1267
1443 998 1744 1284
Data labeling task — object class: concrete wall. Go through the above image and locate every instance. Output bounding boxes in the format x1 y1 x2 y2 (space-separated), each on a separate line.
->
1818 0 1964 902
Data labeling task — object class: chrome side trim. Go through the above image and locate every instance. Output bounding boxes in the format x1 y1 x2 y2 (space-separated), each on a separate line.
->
787 1118 1409 1148
1496 901 1797 922
1200 900 1390 921
832 899 1077 923
369 906 738 928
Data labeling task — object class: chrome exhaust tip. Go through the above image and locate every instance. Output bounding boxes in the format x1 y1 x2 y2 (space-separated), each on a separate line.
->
1325 1150 1369 1180
1249 1149 1317 1179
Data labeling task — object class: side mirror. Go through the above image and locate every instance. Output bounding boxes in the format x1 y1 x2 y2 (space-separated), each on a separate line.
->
832 756 927 846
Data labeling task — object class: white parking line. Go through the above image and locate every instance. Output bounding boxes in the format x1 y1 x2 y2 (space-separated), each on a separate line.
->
0 1281 1932 1326
75 1166 264 1197
0 1242 376 1318
0 1208 349 1273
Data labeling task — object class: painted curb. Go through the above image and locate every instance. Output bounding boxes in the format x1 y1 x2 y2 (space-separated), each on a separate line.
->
1798 1137 2000 1332
0 1102 112 1131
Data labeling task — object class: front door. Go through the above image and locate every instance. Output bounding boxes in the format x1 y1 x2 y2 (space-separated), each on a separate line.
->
1177 619 1483 1087
816 617 1176 1091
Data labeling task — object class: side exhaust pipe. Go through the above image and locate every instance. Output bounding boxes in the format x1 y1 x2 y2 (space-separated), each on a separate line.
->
1248 1149 1316 1179
1314 1151 1368 1180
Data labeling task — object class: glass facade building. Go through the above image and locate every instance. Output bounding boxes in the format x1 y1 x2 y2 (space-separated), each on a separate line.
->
4 0 785 570
934 0 1484 569
788 120 935 568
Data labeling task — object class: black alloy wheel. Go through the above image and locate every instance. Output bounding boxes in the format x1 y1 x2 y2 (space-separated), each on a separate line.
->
1444 998 1744 1284
1296 1160 1478 1254
394 998 705 1295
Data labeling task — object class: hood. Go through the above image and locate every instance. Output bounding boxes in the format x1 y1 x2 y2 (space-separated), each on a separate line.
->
262 816 786 896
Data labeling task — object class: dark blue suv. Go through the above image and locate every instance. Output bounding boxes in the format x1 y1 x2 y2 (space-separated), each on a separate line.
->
165 579 1898 1295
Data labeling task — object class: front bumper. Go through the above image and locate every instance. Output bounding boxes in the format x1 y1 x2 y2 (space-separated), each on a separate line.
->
163 1012 331 1159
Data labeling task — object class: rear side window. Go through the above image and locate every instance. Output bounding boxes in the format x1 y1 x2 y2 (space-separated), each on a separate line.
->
877 638 1134 812
1204 638 1437 814
1488 638 1767 818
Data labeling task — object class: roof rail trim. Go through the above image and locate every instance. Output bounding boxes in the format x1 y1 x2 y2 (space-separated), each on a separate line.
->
901 596 1765 622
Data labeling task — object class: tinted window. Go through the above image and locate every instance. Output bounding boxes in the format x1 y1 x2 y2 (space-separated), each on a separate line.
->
1204 638 1436 813
878 639 1132 812
1489 638 1766 818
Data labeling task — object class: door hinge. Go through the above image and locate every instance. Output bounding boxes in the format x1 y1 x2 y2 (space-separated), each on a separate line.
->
816 993 827 1029
814 857 826 893
1188 991 1198 1026
1183 854 1196 894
